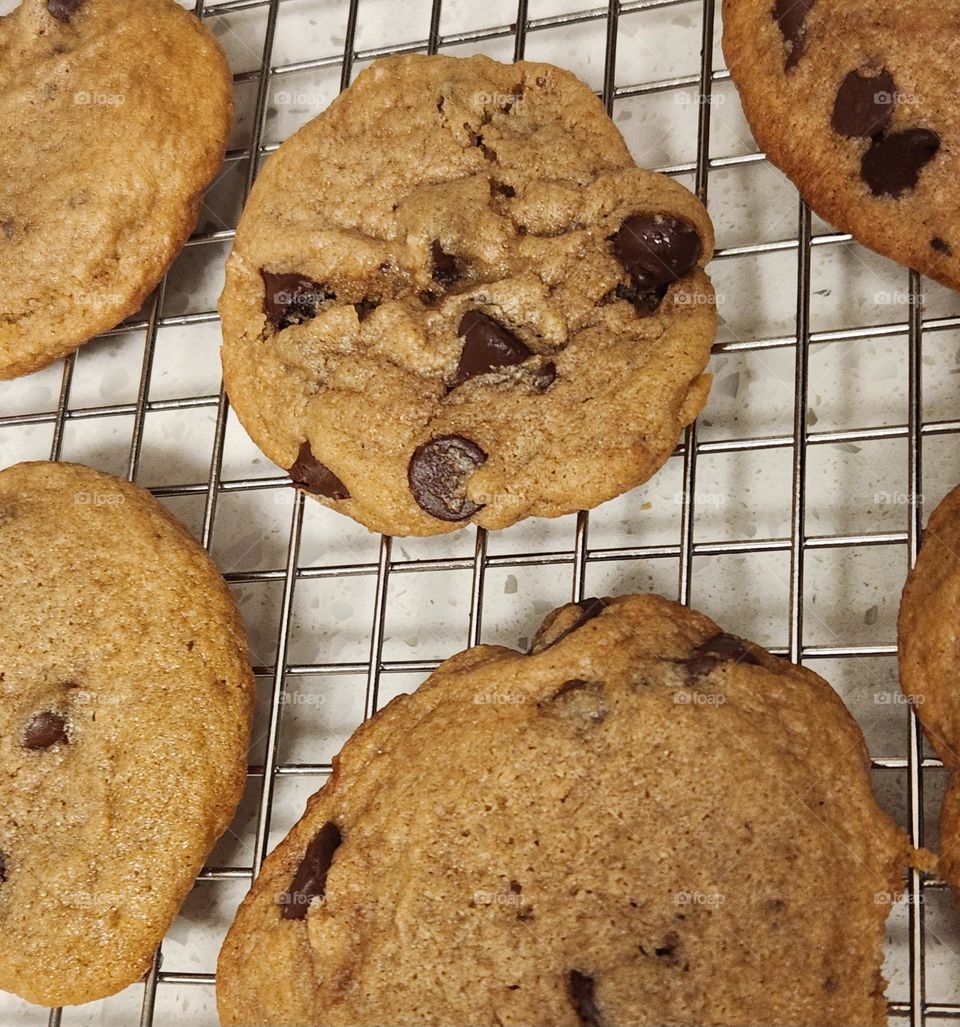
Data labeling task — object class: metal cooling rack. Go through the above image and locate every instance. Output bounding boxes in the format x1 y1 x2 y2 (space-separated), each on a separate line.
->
1 0 958 1023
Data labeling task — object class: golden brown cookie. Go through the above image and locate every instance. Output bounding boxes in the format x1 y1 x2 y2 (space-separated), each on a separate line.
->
898 482 960 902
218 594 914 1027
0 0 233 380
219 54 716 537
723 0 960 291
0 461 255 1006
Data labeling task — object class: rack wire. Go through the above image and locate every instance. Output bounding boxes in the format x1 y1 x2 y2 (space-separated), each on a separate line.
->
1 0 957 1023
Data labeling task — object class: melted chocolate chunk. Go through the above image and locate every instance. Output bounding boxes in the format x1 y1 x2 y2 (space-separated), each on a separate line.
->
609 280 670 318
611 214 701 292
861 128 940 198
280 821 342 920
431 240 463 287
23 711 67 750
491 181 516 198
261 271 334 330
0 852 6 883
773 0 815 69
531 361 557 393
452 311 532 387
288 441 349 500
832 69 895 138
354 298 380 321
932 237 953 255
408 435 488 521
568 970 603 1027
47 0 84 21
686 632 759 679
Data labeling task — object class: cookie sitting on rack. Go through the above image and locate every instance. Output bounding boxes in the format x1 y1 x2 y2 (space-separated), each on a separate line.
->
217 593 919 1027
219 53 717 537
898 482 960 904
0 0 233 380
0 461 255 1007
722 0 960 291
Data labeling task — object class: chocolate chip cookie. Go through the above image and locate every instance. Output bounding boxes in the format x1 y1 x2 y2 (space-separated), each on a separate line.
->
219 54 716 537
898 482 960 902
723 0 960 291
217 593 916 1027
0 0 233 380
0 461 255 1006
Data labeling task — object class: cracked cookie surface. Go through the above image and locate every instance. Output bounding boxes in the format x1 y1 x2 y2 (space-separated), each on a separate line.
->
0 0 233 380
723 0 960 291
0 461 255 1006
898 482 960 904
217 593 913 1027
219 54 716 537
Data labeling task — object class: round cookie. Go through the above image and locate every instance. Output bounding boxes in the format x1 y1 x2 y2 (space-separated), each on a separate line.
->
898 482 960 901
0 461 255 1007
219 54 716 537
0 0 233 380
722 0 960 291
217 594 915 1027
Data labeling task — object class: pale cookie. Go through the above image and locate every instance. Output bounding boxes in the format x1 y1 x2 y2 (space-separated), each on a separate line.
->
898 482 960 902
220 53 716 537
0 461 254 1006
0 0 233 379
218 593 915 1027
723 0 960 291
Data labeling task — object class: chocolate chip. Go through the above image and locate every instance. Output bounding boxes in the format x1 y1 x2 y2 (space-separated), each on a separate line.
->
568 970 603 1027
261 271 334 331
654 931 682 965
431 241 463 287
534 598 608 653
531 361 556 393
408 435 488 521
686 632 759 679
931 237 952 255
280 821 342 920
861 128 940 198
607 280 669 318
288 441 349 501
47 0 84 22
23 711 67 750
832 69 895 138
611 214 701 293
0 853 6 883
491 181 516 198
452 311 532 388
773 0 815 69
354 298 380 321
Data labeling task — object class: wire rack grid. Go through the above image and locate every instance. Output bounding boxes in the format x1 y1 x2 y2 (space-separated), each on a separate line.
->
1 0 959 1023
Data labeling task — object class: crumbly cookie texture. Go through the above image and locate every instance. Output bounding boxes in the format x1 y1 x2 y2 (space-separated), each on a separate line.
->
0 0 233 380
898 482 960 901
0 461 255 1007
219 54 716 537
218 593 914 1027
723 0 960 291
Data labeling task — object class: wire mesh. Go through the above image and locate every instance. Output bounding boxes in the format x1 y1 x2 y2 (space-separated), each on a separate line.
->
0 0 957 1023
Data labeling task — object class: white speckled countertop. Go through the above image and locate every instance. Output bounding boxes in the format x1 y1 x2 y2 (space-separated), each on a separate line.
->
1 0 958 1023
